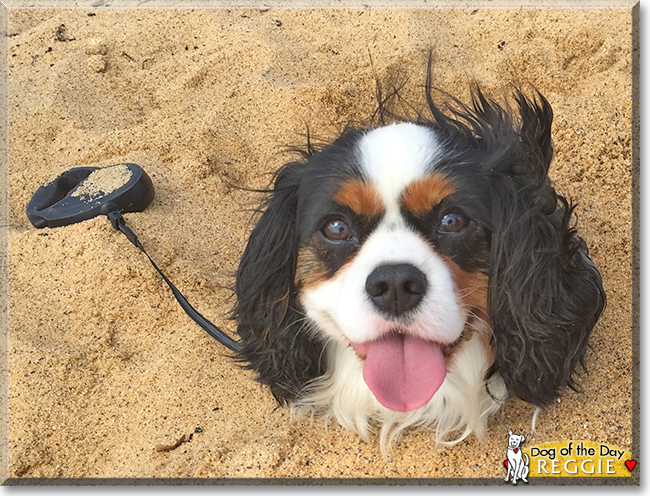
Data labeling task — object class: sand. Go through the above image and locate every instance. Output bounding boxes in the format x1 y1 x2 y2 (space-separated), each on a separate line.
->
2 4 636 483
70 164 133 201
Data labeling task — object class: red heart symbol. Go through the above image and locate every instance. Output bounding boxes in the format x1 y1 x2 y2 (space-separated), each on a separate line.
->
504 460 508 468
625 460 637 472
514 448 519 453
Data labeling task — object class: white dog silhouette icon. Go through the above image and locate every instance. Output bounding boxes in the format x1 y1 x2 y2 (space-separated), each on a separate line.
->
505 430 529 484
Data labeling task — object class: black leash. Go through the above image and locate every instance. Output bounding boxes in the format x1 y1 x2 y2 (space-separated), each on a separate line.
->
106 210 243 353
26 163 241 352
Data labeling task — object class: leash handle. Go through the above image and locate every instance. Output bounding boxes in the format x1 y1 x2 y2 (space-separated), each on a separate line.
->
106 211 243 353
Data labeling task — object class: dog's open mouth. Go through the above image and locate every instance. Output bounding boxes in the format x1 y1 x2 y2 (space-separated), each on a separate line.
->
350 331 447 413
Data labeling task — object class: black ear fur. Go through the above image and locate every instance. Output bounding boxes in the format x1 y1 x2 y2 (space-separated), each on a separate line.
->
488 92 606 407
233 162 325 404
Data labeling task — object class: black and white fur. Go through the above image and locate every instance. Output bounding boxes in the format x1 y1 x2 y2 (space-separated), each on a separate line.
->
232 70 606 452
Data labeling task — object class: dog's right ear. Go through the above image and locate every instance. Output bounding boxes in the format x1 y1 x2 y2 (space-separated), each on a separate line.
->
233 161 325 403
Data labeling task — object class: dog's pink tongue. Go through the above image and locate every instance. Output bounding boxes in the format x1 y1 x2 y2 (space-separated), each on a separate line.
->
353 334 446 412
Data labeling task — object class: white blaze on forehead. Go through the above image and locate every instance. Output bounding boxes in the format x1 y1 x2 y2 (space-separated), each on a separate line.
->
355 123 443 218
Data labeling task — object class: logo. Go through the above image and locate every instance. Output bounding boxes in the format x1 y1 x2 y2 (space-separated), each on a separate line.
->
501 432 635 480
504 430 530 484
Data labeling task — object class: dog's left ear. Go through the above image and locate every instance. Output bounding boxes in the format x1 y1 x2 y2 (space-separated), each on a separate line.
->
488 91 606 407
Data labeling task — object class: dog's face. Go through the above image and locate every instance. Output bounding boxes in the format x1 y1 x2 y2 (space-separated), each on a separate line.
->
233 82 605 442
295 123 491 412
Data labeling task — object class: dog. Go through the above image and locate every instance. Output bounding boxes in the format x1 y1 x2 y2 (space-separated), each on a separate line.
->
232 67 605 452
505 430 529 484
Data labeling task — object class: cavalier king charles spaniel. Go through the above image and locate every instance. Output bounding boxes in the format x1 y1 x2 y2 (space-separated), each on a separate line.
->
232 72 605 451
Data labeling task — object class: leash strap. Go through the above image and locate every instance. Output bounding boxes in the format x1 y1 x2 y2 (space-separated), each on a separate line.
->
106 210 243 353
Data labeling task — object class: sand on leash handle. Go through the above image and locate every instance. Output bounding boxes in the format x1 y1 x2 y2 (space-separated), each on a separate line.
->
26 163 154 229
71 164 134 202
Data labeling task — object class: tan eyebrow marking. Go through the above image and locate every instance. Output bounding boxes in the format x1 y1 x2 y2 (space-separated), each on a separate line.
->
333 179 385 216
401 174 455 215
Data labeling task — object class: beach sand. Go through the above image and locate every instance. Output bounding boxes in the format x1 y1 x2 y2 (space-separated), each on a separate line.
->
3 5 635 481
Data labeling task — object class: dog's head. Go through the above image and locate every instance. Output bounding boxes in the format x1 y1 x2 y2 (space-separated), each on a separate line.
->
233 84 605 414
507 430 525 449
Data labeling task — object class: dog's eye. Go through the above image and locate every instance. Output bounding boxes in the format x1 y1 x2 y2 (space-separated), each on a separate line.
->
321 218 351 241
438 212 468 233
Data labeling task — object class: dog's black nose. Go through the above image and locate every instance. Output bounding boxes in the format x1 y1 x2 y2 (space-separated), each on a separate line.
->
365 263 427 317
